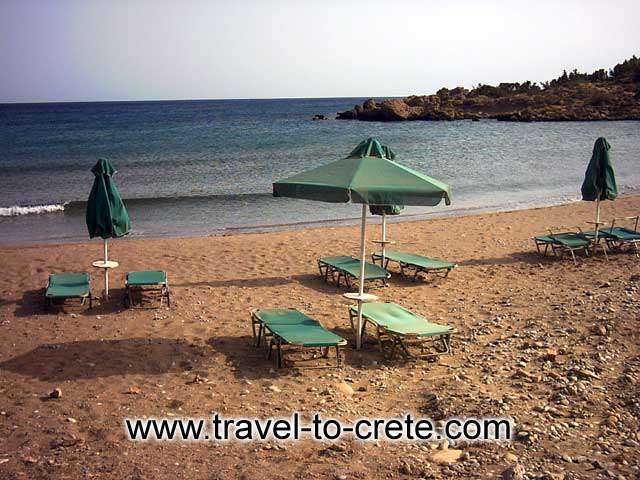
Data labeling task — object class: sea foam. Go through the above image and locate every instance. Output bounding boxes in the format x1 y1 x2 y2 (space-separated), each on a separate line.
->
0 204 66 217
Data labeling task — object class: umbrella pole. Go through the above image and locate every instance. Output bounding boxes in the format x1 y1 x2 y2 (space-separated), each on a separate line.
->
356 204 367 350
594 198 600 255
381 213 387 262
104 238 109 299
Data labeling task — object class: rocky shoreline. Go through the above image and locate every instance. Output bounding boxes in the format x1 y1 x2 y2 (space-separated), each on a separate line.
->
337 56 640 122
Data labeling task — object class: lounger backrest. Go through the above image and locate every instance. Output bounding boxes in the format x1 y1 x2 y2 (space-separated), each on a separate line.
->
254 308 318 326
381 250 455 269
49 273 90 286
320 256 389 278
319 256 358 268
610 216 640 233
254 309 346 347
353 302 451 337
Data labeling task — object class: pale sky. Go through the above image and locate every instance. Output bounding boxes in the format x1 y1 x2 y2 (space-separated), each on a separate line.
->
1 0 638 103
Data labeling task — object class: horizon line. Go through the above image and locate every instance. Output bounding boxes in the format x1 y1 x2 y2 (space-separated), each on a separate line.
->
0 95 403 106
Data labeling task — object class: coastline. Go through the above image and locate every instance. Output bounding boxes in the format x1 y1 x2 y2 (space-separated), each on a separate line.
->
3 191 640 248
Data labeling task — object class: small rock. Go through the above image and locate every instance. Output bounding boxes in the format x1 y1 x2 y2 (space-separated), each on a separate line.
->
67 417 77 423
50 437 79 449
504 452 518 463
189 374 206 385
501 464 525 480
126 386 142 395
335 382 354 396
432 448 463 464
268 385 282 393
594 324 608 336
399 463 413 475
49 388 62 399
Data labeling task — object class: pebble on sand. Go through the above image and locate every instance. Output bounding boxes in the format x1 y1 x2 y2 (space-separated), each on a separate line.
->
49 388 62 399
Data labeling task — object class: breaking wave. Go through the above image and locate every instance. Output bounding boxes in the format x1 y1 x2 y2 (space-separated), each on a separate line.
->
0 203 67 217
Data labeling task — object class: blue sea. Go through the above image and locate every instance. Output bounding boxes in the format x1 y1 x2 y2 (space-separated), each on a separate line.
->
0 98 639 245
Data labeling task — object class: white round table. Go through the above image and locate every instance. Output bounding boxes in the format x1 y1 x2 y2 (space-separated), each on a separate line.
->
92 260 119 299
343 292 378 302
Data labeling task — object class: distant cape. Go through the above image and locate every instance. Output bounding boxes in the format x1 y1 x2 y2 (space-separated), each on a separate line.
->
337 55 640 122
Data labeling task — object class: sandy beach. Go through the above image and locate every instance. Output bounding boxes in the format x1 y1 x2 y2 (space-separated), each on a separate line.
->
0 196 639 479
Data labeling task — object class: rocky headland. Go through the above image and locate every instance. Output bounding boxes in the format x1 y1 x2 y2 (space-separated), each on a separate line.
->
337 55 640 122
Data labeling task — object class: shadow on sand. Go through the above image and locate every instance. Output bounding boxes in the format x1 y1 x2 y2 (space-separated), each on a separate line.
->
174 273 380 296
12 287 132 318
0 337 205 381
453 249 615 267
207 324 416 379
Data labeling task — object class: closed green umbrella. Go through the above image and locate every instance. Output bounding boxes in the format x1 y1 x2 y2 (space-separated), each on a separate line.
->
274 141 450 348
86 159 131 298
581 138 617 253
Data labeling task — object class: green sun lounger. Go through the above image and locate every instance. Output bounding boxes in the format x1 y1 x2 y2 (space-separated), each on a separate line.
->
45 273 93 310
597 216 640 256
251 308 347 368
124 270 170 308
371 250 456 281
317 256 390 288
533 230 591 264
348 302 453 360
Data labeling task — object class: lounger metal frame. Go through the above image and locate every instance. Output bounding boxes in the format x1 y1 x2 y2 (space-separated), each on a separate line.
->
532 227 593 265
250 310 346 369
371 252 456 281
317 258 389 289
124 276 171 308
603 216 640 257
348 308 452 361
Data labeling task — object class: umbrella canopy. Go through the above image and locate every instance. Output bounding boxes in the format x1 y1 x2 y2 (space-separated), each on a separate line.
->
348 137 396 160
86 159 131 239
347 138 406 216
581 137 617 202
350 138 405 258
370 204 403 215
273 155 451 206
273 140 450 349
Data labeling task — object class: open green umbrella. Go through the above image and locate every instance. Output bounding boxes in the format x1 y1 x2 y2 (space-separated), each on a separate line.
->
274 140 450 348
581 137 617 252
86 159 131 298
